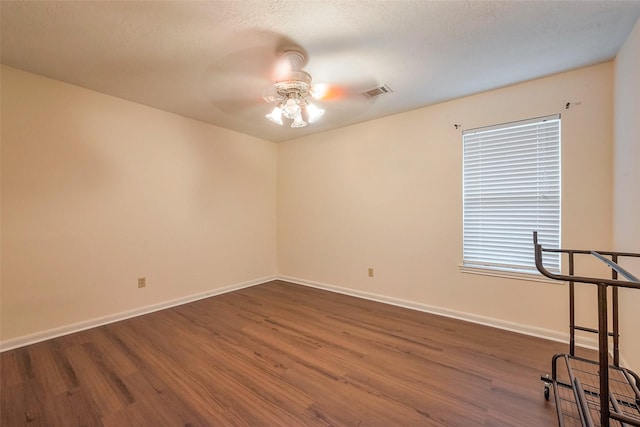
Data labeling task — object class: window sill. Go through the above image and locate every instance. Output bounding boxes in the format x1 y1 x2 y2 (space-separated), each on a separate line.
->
459 265 563 285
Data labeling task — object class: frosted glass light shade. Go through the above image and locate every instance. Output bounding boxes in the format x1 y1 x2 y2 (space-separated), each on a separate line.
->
282 98 301 119
265 107 283 125
306 103 325 123
290 113 307 128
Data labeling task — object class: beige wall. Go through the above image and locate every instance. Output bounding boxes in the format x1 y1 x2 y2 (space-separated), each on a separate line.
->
278 63 613 339
1 66 278 342
1 56 629 364
614 17 640 371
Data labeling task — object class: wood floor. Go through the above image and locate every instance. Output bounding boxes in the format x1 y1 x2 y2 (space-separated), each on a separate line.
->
1 280 575 426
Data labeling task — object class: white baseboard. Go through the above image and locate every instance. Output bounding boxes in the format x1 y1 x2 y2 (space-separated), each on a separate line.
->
277 275 599 351
1 274 602 355
0 275 277 352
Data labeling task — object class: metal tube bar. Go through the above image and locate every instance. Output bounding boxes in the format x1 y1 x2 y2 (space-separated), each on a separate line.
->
574 377 596 427
569 252 575 357
562 355 597 427
610 412 640 427
574 325 616 336
592 251 640 282
621 368 640 401
598 283 610 427
552 381 567 427
612 254 620 368
541 247 640 258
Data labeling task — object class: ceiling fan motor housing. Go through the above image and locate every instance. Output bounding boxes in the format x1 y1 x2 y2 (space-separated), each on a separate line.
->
274 71 312 97
264 49 325 128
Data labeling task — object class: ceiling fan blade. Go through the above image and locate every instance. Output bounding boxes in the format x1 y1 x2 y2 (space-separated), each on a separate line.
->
312 85 365 102
211 30 306 80
203 30 313 114
312 77 381 103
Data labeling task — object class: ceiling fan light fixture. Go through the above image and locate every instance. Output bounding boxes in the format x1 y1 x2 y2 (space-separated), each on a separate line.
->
306 102 325 123
290 112 307 128
265 106 283 125
264 51 325 129
282 97 301 119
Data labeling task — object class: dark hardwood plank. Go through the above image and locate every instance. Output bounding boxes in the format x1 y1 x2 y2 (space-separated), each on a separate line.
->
1 280 574 426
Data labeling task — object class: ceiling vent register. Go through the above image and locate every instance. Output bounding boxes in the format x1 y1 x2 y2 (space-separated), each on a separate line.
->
363 85 393 98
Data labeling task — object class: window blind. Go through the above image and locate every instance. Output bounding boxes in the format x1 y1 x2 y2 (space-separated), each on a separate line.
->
463 115 561 274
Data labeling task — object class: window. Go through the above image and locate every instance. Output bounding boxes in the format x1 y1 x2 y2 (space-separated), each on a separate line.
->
462 115 561 274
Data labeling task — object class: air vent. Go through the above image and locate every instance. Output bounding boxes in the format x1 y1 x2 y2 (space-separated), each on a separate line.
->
363 84 393 98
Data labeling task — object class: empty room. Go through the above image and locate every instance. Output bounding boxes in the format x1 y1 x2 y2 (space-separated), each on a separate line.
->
1 1 640 426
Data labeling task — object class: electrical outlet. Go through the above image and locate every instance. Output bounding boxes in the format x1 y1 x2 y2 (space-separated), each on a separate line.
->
368 268 374 278
138 277 146 288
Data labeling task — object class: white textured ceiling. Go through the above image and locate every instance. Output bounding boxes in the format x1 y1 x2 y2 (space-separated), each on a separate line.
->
2 1 640 142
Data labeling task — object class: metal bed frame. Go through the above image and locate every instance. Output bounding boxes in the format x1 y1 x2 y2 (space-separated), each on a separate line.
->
533 232 640 426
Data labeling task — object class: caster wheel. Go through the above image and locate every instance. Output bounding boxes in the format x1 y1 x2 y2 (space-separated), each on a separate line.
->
544 385 550 401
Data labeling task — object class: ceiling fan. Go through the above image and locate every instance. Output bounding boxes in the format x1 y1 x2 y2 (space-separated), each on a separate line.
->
206 32 382 129
262 49 326 128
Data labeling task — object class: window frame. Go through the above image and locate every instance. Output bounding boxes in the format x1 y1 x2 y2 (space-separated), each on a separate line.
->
461 114 561 277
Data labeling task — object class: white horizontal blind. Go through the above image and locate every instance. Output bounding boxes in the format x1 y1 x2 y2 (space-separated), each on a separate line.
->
463 115 561 274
